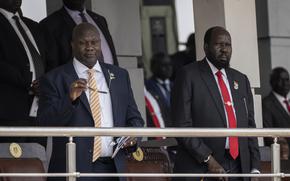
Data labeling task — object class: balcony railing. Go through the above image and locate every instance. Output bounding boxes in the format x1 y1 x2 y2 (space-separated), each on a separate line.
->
0 127 289 181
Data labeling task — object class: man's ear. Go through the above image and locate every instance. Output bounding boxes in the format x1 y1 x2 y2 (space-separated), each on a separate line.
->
71 42 75 50
204 43 208 53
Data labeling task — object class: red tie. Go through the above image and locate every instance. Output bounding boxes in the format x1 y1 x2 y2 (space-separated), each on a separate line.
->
283 99 290 113
216 71 239 159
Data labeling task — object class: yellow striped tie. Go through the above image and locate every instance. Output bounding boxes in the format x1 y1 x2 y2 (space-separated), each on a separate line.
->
87 69 102 162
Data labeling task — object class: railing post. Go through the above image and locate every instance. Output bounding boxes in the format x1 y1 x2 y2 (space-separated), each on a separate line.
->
271 137 281 181
66 137 76 181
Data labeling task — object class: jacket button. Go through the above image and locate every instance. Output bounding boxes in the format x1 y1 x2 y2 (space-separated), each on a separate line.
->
89 149 92 153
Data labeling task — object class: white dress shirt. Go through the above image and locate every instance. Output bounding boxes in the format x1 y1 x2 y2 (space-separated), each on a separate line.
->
65 6 114 64
73 58 114 157
156 78 171 98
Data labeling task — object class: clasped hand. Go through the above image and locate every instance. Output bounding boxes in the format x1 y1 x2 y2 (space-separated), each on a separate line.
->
207 156 228 181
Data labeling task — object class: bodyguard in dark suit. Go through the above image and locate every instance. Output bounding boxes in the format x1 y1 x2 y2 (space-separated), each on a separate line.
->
0 0 52 145
37 23 143 181
40 0 118 66
263 67 290 159
171 26 260 181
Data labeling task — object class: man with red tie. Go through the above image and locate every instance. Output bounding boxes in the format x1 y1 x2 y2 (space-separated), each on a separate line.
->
171 26 260 181
263 67 290 160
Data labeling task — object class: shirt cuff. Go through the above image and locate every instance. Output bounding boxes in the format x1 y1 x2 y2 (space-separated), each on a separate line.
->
251 168 260 174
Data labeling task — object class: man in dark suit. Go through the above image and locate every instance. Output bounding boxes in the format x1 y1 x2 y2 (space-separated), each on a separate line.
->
37 23 144 181
263 67 290 159
170 33 196 80
0 0 54 146
171 26 260 181
146 52 173 127
40 0 118 66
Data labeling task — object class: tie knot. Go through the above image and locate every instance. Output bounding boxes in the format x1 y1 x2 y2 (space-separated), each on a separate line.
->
216 71 222 78
12 15 19 21
87 69 95 77
79 12 85 16
284 99 289 104
79 12 88 22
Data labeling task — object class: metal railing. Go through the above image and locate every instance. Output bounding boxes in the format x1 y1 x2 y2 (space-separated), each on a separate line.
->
0 127 289 181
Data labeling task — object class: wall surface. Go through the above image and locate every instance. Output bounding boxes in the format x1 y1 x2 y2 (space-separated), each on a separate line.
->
22 0 47 22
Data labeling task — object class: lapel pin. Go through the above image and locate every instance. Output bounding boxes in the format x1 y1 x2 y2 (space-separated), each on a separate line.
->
234 81 239 90
108 70 116 89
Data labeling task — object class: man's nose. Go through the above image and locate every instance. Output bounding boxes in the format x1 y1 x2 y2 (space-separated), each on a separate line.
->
220 45 229 53
85 43 94 50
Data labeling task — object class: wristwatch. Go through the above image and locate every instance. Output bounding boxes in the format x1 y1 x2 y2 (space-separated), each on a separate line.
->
204 154 211 163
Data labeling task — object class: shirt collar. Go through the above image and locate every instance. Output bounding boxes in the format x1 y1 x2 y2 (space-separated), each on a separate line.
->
206 57 226 77
64 5 87 19
156 78 170 85
273 91 290 102
73 57 102 75
0 8 19 20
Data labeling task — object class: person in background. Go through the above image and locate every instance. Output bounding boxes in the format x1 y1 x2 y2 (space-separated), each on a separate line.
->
263 67 290 160
146 52 173 128
170 33 196 80
0 0 54 147
37 23 144 181
40 0 118 66
171 26 260 181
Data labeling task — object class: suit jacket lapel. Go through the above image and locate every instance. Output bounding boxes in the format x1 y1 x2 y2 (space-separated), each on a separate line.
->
61 7 77 29
88 12 110 42
270 93 290 120
63 63 92 116
199 59 227 126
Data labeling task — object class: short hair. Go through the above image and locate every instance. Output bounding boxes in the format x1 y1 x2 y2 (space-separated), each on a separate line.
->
186 33 195 47
204 26 229 45
270 67 289 88
72 23 99 42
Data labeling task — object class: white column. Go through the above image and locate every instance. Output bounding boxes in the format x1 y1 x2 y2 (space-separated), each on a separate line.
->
21 0 47 22
91 0 145 121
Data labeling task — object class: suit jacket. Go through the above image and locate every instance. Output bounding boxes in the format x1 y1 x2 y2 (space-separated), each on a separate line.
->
171 59 260 180
39 7 118 66
0 13 48 126
37 62 143 180
262 92 290 147
145 78 172 127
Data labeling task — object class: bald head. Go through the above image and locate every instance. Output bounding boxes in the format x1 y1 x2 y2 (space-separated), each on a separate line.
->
71 23 102 68
72 23 99 42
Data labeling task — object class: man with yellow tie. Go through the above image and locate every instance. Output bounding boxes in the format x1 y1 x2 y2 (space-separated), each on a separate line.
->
37 23 144 181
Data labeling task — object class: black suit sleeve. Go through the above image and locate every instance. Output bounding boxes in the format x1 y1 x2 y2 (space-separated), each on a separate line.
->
262 96 274 146
37 74 76 126
172 67 212 163
244 76 260 170
0 60 31 89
